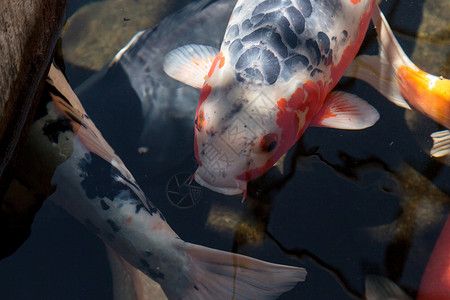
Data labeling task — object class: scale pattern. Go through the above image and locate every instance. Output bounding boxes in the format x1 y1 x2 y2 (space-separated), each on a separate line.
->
223 0 349 85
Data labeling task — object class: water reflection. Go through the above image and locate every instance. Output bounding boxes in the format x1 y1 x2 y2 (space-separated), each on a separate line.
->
0 0 449 299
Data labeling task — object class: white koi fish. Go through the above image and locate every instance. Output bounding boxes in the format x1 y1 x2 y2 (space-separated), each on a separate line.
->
38 65 306 299
164 0 380 195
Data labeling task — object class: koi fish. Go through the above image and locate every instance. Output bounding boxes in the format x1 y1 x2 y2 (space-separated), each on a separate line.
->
345 5 450 158
417 215 450 300
37 65 307 299
164 0 380 195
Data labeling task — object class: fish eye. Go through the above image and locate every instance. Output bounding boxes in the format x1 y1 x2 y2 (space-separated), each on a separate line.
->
259 133 278 152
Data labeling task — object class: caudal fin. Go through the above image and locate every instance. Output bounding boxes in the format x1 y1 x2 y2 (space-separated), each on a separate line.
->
180 242 306 300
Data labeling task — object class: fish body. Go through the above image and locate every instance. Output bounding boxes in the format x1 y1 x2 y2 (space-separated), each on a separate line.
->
165 0 379 195
34 65 307 299
418 216 450 300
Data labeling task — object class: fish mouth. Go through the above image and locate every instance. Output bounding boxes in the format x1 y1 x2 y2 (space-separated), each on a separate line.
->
194 169 245 196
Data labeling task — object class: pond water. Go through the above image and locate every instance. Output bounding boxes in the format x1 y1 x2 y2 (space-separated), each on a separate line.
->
0 0 449 299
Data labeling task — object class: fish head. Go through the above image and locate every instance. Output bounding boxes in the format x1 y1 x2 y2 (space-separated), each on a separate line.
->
194 82 291 195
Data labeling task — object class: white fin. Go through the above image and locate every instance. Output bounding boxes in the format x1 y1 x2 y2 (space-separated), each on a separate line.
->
431 130 450 157
180 242 306 300
107 247 167 300
163 44 219 88
365 275 412 300
345 55 412 110
312 91 379 130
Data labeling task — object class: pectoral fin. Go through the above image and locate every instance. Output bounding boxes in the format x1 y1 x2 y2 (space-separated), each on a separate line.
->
312 91 380 130
431 130 450 157
163 44 219 88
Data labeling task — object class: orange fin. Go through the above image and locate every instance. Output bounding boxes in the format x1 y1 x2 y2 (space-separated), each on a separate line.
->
312 91 379 130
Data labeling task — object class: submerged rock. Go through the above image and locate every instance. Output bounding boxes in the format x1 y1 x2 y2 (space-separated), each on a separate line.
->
62 0 191 71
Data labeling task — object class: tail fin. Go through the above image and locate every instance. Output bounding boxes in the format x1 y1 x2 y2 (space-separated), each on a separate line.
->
345 5 450 157
107 247 167 300
180 242 306 300
365 275 412 300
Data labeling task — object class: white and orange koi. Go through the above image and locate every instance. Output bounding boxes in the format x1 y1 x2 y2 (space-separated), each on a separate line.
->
40 65 307 299
346 5 450 158
164 0 380 195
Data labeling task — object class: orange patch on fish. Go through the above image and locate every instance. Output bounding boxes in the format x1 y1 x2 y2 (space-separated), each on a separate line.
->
350 0 361 4
397 66 450 128
208 52 225 78
199 84 212 107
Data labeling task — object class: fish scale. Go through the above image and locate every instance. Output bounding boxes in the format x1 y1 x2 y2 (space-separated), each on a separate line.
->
223 0 364 85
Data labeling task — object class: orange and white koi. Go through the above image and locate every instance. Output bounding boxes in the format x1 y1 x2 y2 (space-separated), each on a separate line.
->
43 65 306 299
346 5 450 158
164 0 380 195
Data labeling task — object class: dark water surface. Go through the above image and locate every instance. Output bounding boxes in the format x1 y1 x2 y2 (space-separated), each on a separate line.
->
0 0 449 299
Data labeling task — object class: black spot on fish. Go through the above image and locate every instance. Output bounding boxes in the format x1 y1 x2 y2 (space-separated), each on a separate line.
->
341 30 348 42
79 154 126 200
305 39 321 65
254 12 297 49
293 0 312 17
107 219 121 232
140 259 165 280
242 27 270 44
229 39 243 55
194 285 199 291
242 19 253 31
100 200 110 210
250 13 265 24
145 251 153 257
243 68 264 82
285 54 309 73
42 118 73 144
317 32 330 53
286 6 305 34
253 0 290 16
266 30 288 57
261 49 280 84
307 65 313 71
236 47 261 70
226 25 239 40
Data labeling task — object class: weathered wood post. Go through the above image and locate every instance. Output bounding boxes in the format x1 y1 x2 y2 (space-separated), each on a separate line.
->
0 0 66 257
0 0 66 185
